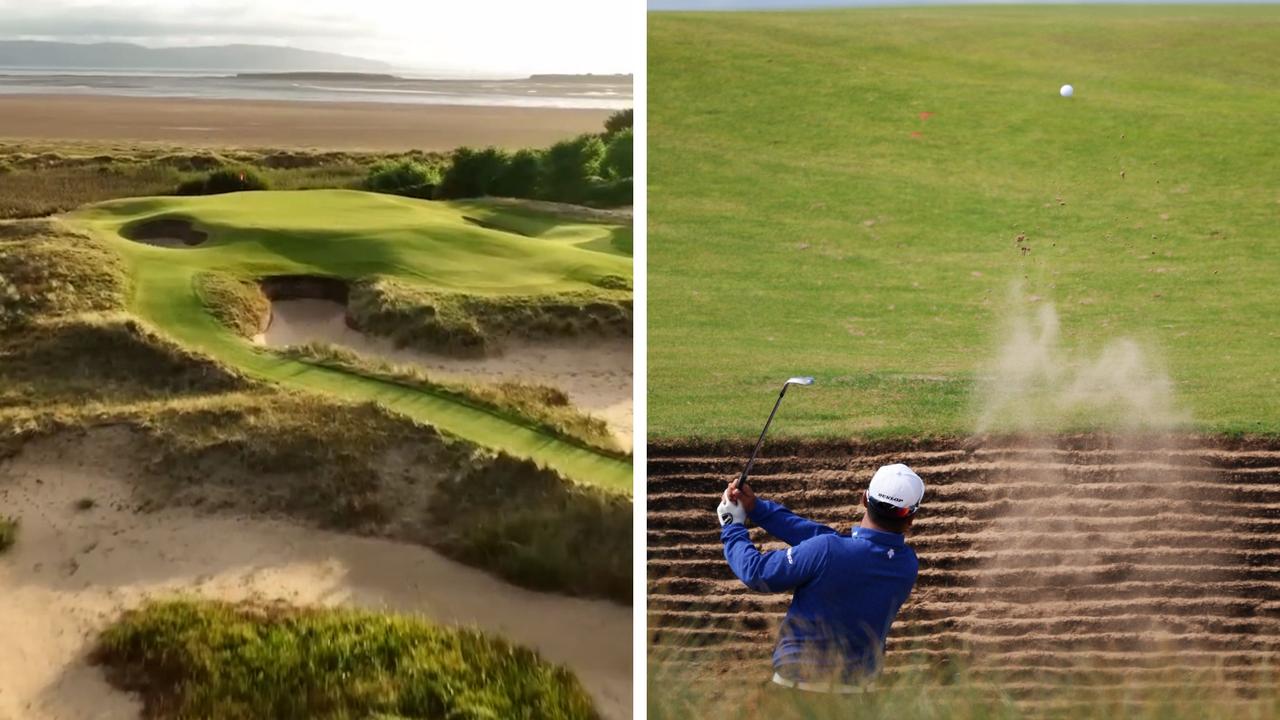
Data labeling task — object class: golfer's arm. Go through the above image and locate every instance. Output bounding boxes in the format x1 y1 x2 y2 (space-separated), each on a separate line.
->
748 499 837 546
721 525 828 593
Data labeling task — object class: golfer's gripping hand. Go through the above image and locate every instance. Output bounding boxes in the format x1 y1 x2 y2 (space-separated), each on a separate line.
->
718 489 746 526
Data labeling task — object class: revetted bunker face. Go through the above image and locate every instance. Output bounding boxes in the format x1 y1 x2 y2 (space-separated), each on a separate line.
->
648 436 1280 693
122 218 208 248
254 276 355 339
258 275 350 304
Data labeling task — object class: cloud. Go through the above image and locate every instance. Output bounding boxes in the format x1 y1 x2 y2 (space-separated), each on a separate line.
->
0 0 635 74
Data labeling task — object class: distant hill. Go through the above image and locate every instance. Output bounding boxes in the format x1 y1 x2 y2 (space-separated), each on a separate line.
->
0 41 391 72
236 72 402 81
529 74 633 83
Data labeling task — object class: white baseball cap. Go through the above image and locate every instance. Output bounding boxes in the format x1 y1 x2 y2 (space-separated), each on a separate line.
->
866 463 925 518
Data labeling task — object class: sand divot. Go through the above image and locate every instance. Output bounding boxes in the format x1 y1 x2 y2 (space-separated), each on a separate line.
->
0 430 631 720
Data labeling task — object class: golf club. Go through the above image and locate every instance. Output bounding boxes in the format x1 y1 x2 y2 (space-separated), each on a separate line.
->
732 376 815 492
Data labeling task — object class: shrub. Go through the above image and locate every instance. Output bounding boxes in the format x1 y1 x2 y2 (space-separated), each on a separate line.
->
494 148 543 198
176 167 268 195
604 108 633 135
364 159 439 199
438 146 510 199
588 177 633 207
542 134 606 204
602 128 633 180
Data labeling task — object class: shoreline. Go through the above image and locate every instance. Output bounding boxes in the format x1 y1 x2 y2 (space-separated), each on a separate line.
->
0 94 613 151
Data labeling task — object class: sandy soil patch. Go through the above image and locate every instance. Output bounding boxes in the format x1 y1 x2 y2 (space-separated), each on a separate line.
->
0 430 631 720
255 298 633 448
0 95 610 152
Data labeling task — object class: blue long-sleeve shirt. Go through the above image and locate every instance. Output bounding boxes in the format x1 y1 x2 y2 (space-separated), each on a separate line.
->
721 498 918 682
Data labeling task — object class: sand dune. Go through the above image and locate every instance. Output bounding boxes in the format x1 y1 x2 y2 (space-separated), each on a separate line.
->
0 431 631 719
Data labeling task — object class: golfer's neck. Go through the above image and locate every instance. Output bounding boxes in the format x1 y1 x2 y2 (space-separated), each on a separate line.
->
860 514 899 535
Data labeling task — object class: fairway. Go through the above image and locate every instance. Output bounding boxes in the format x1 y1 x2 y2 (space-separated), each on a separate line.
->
648 5 1280 439
68 190 632 491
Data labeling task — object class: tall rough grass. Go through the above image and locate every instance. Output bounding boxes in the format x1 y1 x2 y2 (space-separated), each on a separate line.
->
648 655 1280 720
95 599 599 720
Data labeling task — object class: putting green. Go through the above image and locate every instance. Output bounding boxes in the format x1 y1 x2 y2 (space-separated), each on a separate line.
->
68 190 633 492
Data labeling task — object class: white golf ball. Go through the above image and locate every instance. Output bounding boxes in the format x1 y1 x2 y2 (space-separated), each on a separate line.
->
1060 84 1074 98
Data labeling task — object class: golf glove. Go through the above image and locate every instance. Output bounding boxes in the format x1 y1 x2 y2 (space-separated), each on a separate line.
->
718 491 746 526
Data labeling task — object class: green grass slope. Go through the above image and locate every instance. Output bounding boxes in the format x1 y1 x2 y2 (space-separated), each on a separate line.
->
68 190 632 490
649 5 1280 439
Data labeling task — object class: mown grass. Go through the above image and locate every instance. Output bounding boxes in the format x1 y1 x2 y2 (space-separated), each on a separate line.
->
280 342 623 455
0 145 442 219
0 516 16 553
94 599 598 720
648 5 1280 439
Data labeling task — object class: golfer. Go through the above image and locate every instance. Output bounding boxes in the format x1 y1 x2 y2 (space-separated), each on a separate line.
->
717 463 924 692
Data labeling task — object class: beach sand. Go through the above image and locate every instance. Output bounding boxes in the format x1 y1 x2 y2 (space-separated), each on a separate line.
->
0 95 612 151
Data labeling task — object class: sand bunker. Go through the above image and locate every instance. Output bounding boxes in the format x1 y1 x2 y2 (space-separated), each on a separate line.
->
0 429 631 720
120 218 206 248
648 437 1280 701
255 297 633 449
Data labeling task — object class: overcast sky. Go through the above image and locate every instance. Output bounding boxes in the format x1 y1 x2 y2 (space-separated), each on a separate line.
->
0 0 636 76
652 0 1276 8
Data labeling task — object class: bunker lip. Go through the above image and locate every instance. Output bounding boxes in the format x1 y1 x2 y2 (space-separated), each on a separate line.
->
120 217 207 248
255 274 353 336
258 274 350 304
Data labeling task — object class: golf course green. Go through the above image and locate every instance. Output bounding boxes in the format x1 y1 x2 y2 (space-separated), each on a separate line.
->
649 5 1280 439
68 189 632 491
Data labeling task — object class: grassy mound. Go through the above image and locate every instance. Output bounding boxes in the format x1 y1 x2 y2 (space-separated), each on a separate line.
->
127 394 629 600
280 342 622 455
430 454 631 600
350 278 632 357
0 218 127 329
194 272 269 338
0 316 252 407
94 599 598 720
649 5 1280 438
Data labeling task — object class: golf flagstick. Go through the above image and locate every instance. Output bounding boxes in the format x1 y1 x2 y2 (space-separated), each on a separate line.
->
732 376 814 492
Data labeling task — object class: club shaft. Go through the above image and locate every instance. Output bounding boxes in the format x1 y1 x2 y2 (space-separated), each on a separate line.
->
734 385 788 491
